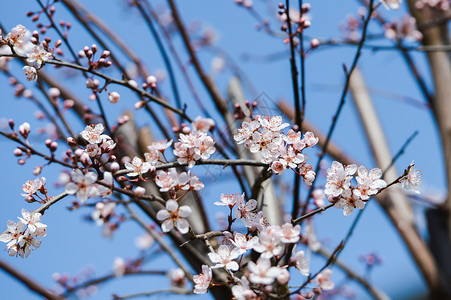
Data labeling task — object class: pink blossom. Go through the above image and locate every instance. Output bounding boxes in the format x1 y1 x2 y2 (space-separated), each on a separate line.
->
380 0 402 10
316 268 334 290
91 202 116 226
125 157 153 177
113 257 126 277
156 200 191 234
400 162 422 194
214 193 243 207
235 198 257 227
208 245 241 271
227 231 258 255
81 124 110 144
232 276 257 299
293 248 309 276
167 268 186 288
7 25 28 46
26 44 52 67
333 190 366 216
173 131 216 167
193 265 212 294
21 177 45 197
324 161 357 198
65 169 100 202
17 209 46 236
280 223 301 243
23 66 37 81
354 166 387 200
108 91 120 104
192 116 215 132
253 226 283 258
248 257 282 285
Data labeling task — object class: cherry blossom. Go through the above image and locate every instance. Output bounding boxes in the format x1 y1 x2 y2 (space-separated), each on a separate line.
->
208 245 241 271
23 66 37 81
226 231 258 254
247 256 282 285
292 248 309 276
167 268 186 288
21 177 45 197
400 162 422 194
113 257 126 277
192 116 215 132
65 169 100 202
253 226 284 258
91 202 116 226
280 223 301 244
135 233 154 251
26 44 52 67
155 168 204 192
125 157 153 177
18 209 46 236
235 198 257 227
156 200 192 234
6 24 27 46
316 268 334 290
232 276 257 300
333 190 366 216
193 265 212 294
108 91 120 104
81 124 110 144
173 130 216 168
354 166 387 200
155 169 178 192
258 115 290 132
214 193 243 207
0 210 47 258
324 161 357 198
0 220 25 256
380 0 402 10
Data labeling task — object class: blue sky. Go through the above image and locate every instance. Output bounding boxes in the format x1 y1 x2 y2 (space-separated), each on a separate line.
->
0 0 443 299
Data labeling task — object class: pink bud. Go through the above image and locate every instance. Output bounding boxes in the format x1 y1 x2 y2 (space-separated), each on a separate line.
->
277 269 290 285
49 87 60 98
134 186 146 197
64 99 74 109
67 137 77 147
310 38 320 49
33 166 42 175
110 162 120 173
108 91 120 104
18 122 31 139
14 149 23 156
134 101 145 110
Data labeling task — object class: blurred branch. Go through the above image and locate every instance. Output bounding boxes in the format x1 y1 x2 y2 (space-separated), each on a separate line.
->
113 288 193 300
0 259 64 300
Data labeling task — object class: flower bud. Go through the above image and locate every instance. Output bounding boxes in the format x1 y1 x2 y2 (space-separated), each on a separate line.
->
33 166 42 176
18 122 31 139
134 186 146 197
110 162 120 173
14 149 23 156
108 91 120 104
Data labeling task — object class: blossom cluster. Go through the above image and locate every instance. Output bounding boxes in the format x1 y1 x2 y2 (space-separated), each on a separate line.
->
155 168 204 192
234 115 318 183
1 25 53 81
173 128 216 168
79 123 116 159
0 209 46 258
193 192 336 295
325 161 387 215
415 0 450 10
384 15 422 42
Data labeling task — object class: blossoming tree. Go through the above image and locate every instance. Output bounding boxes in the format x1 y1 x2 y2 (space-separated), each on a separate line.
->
0 0 450 299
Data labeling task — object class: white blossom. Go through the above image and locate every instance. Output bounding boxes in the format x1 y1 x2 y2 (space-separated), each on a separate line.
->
156 200 191 234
